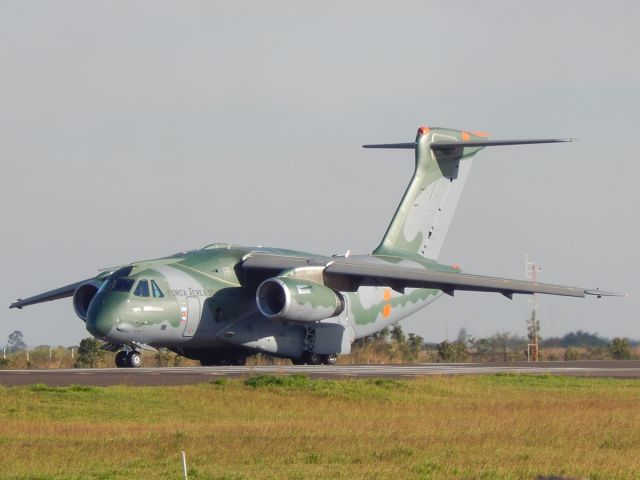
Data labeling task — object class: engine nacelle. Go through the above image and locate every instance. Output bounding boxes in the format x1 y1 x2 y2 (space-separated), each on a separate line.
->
73 281 102 322
256 277 344 322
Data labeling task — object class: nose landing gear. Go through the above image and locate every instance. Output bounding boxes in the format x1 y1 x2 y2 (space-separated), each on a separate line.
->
115 350 143 368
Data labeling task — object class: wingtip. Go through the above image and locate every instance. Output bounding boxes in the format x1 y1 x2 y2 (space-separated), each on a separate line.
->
9 298 23 309
584 288 626 298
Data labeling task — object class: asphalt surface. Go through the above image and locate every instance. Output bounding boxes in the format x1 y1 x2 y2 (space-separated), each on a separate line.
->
1 361 640 386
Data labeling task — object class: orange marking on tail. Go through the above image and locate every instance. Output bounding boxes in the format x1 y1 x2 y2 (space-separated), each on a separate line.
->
472 131 490 137
461 132 470 141
418 126 430 135
383 288 391 301
383 304 392 318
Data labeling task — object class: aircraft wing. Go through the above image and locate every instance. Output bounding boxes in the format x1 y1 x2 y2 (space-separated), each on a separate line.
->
9 278 95 309
241 253 620 299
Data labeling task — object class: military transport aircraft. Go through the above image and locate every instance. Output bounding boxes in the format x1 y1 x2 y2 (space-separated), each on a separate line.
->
10 126 620 367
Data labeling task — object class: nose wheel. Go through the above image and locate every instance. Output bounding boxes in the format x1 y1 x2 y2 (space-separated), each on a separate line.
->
115 350 143 368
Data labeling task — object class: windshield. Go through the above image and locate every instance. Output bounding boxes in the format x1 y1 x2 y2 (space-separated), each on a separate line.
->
110 278 135 293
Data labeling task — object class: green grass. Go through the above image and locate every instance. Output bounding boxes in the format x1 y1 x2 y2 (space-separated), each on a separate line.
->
0 375 639 479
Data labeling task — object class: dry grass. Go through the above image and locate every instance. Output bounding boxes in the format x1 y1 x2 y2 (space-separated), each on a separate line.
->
0 375 639 479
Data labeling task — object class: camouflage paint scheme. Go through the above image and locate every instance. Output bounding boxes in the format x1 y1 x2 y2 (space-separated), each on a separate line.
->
84 127 473 363
12 127 603 366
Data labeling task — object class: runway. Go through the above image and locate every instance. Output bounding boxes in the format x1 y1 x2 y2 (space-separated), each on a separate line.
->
1 361 640 386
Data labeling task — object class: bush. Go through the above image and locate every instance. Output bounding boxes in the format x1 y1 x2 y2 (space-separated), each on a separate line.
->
74 338 105 368
564 347 579 361
608 338 632 360
437 340 467 362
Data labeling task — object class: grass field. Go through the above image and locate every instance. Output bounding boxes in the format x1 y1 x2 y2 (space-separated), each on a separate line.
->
0 375 639 479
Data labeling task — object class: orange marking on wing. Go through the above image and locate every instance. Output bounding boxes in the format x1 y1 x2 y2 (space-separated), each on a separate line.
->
472 131 490 137
383 304 392 318
461 132 470 141
418 126 430 135
383 288 391 301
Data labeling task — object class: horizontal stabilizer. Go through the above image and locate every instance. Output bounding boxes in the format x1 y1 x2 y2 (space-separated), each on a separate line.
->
432 138 572 149
363 138 572 150
362 143 416 149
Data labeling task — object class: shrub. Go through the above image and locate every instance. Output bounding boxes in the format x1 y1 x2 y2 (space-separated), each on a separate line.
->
74 338 105 368
608 338 632 360
564 347 579 361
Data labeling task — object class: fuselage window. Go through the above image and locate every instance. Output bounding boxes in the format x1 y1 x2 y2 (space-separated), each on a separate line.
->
151 280 164 298
134 279 150 297
111 278 135 293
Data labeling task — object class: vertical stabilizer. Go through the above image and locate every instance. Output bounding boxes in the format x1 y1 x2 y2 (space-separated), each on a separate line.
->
369 127 485 260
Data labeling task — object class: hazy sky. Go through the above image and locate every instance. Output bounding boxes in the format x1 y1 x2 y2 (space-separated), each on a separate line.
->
1 1 638 347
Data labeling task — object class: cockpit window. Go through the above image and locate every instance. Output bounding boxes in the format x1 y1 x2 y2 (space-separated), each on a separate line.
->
134 279 150 297
151 280 164 298
111 278 135 293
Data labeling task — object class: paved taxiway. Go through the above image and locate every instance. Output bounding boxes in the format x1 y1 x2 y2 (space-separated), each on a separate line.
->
1 361 639 386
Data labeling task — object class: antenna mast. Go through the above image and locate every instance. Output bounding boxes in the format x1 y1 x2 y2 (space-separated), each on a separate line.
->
525 254 541 362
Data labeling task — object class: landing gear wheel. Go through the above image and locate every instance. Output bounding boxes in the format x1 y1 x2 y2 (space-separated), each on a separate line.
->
115 351 128 368
304 352 322 365
127 352 142 368
321 353 338 365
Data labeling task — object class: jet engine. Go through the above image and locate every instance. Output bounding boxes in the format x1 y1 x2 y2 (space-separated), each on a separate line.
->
73 281 103 322
256 276 344 322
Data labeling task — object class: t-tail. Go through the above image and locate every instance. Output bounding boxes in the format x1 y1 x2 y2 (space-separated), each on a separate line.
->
365 126 571 260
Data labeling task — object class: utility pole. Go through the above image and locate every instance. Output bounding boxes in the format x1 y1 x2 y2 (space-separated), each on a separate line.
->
525 254 541 362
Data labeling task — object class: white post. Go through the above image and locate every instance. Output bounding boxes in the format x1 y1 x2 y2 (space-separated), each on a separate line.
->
26 348 29 364
49 346 53 359
181 451 188 480
71 348 74 359
2 347 5 359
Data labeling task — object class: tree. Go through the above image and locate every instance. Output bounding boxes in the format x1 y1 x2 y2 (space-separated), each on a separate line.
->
456 327 469 346
74 338 105 368
608 337 632 360
437 340 467 362
6 330 27 353
405 333 424 361
390 325 406 345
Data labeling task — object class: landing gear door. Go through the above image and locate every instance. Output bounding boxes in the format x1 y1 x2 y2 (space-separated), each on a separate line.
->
183 296 201 337
314 295 355 355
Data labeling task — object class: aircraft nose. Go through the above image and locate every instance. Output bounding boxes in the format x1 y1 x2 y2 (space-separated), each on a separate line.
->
85 298 118 338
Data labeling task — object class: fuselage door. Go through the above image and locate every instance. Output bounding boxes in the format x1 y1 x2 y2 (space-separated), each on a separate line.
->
183 296 201 337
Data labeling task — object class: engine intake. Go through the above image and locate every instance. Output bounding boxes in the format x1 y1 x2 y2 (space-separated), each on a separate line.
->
73 281 102 322
256 277 344 322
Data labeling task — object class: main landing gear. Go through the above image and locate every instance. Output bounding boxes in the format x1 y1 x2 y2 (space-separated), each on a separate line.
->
291 352 338 365
115 350 143 368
